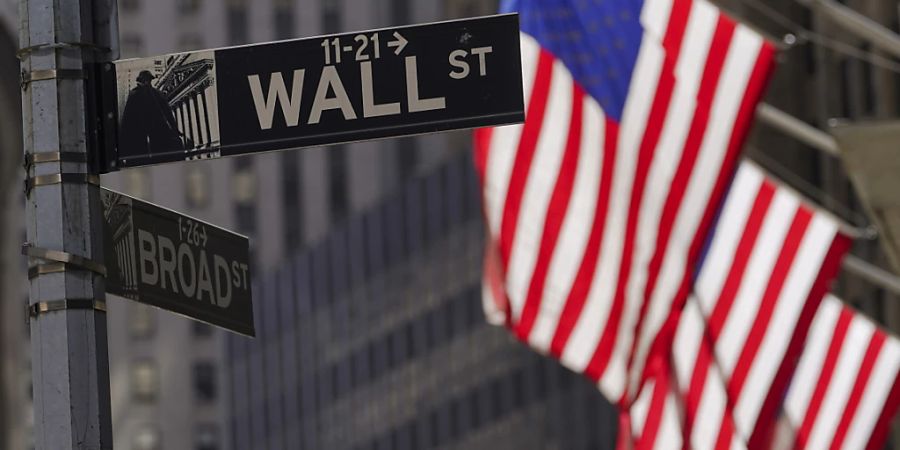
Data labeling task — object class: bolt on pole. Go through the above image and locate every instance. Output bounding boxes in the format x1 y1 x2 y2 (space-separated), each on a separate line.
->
19 0 117 448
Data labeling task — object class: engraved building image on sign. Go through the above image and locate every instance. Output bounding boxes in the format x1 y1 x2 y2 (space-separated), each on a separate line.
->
115 50 221 164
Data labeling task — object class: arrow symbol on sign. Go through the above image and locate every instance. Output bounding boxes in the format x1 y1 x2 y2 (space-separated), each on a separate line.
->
387 32 408 55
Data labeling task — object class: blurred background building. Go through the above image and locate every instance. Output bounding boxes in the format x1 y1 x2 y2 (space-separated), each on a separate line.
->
2 0 900 449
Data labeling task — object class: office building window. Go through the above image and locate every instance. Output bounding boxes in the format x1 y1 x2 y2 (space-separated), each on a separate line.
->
131 360 159 403
193 361 217 402
133 426 161 450
120 33 144 58
274 0 295 40
194 424 220 450
282 152 303 250
226 0 248 45
129 304 156 340
329 145 348 222
177 33 204 52
233 157 257 234
192 321 213 338
391 0 409 25
397 138 417 181
185 165 211 209
321 0 341 33
120 0 140 13
177 0 201 14
125 168 151 199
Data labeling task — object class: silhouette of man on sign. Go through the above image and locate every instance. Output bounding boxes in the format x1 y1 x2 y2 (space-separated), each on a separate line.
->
119 70 185 159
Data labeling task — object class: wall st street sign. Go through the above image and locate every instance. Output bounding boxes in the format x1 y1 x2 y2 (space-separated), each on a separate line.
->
98 14 524 172
102 189 254 336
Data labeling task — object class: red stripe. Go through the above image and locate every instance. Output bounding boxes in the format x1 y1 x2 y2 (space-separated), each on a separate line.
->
726 208 812 399
636 372 672 450
583 61 675 383
473 127 493 187
794 308 853 449
831 332 887 450
626 16 737 393
549 118 619 357
498 50 554 273
707 180 775 341
747 233 851 448
637 39 777 399
713 411 736 450
683 329 713 440
662 0 693 60
515 86 585 340
865 369 900 450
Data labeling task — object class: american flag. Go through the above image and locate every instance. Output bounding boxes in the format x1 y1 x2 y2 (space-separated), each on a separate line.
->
664 161 851 449
775 295 900 450
474 0 900 448
475 0 775 407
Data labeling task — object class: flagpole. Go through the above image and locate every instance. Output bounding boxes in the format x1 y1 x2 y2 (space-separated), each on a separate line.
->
753 103 900 296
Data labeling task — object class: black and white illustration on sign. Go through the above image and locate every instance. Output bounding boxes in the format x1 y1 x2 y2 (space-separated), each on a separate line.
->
115 51 221 163
102 189 255 336
101 14 523 171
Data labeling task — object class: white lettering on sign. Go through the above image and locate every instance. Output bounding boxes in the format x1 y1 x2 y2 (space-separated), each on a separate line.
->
308 66 358 125
137 228 249 309
405 56 446 112
361 61 401 118
247 55 450 129
449 46 493 80
247 70 306 130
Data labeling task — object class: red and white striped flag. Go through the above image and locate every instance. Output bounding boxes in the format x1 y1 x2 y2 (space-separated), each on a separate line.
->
624 162 853 449
669 162 852 448
475 0 776 409
474 0 900 447
773 295 900 450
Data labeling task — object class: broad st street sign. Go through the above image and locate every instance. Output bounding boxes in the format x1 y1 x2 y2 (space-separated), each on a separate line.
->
102 189 255 336
98 14 524 172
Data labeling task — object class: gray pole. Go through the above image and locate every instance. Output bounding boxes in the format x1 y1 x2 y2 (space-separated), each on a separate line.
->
19 0 116 448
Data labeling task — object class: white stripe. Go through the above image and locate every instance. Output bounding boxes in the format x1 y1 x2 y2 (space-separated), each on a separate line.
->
716 188 798 377
505 60 573 323
734 214 837 434
784 297 843 429
624 0 718 387
483 34 540 239
632 28 765 388
844 334 900 449
654 388 684 450
695 163 764 312
807 319 875 450
528 96 605 352
558 34 665 391
641 0 674 41
673 299 705 390
692 366 729 449
631 379 655 439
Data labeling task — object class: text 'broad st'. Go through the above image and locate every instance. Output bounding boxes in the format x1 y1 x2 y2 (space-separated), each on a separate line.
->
103 189 255 336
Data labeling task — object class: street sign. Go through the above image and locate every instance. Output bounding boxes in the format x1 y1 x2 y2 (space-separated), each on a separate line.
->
98 14 524 172
101 188 255 336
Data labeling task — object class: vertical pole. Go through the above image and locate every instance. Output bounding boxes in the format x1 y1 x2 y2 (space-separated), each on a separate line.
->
19 0 116 448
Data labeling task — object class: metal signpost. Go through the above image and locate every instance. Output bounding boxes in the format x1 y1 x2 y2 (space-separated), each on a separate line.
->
20 0 523 446
102 189 255 336
96 14 524 172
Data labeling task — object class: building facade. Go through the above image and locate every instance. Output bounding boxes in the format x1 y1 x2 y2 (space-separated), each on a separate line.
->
227 152 620 450
101 0 480 449
5 0 900 449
